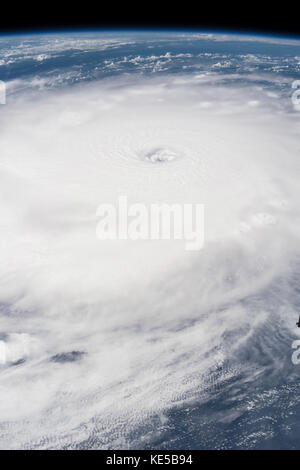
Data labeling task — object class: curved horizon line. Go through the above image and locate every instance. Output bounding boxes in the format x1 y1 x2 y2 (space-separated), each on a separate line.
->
0 26 300 42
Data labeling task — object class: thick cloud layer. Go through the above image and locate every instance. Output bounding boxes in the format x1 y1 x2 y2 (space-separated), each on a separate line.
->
0 35 300 448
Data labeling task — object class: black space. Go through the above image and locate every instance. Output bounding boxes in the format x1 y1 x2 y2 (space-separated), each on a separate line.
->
0 1 299 38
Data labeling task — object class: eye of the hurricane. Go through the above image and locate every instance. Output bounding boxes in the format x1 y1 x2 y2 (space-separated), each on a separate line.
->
143 147 178 163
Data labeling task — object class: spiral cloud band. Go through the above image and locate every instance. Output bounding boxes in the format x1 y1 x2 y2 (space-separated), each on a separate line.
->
0 32 300 449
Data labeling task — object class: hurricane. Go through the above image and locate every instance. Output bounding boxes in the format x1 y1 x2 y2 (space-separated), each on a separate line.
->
0 31 300 449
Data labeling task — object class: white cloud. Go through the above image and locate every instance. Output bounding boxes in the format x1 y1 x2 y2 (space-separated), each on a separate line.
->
0 71 299 448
